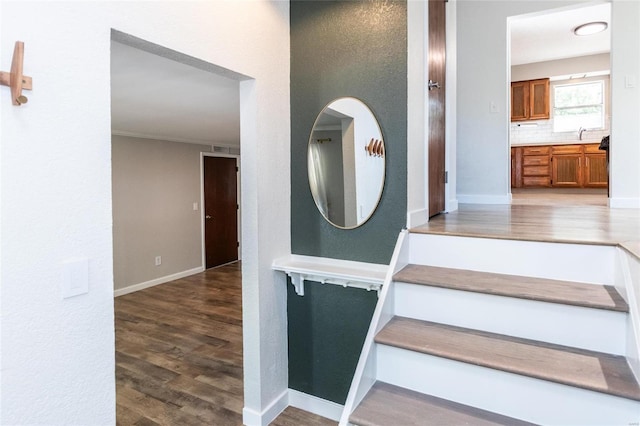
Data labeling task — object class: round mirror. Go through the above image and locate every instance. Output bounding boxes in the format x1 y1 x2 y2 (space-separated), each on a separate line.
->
307 97 385 229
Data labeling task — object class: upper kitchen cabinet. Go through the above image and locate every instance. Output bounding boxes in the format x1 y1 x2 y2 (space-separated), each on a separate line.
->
511 78 550 122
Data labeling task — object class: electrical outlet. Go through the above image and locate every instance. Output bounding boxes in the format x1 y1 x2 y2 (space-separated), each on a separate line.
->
155 256 162 266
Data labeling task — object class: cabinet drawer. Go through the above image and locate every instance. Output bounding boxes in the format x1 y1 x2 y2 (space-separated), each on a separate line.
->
523 176 551 187
523 165 550 176
523 155 549 166
523 146 550 156
584 143 603 154
552 145 582 154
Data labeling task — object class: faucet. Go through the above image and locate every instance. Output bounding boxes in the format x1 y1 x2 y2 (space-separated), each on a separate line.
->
578 127 586 140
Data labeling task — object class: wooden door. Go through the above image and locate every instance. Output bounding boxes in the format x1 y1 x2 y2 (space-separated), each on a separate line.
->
428 0 446 218
551 154 581 187
204 156 238 269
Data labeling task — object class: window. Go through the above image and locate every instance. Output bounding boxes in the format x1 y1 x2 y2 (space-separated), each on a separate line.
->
553 80 604 132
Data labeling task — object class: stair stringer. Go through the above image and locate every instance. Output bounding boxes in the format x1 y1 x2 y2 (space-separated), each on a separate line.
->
618 246 640 381
338 229 409 426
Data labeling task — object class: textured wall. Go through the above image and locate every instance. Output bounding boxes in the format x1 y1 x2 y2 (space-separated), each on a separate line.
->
0 1 290 424
291 0 407 265
289 0 407 404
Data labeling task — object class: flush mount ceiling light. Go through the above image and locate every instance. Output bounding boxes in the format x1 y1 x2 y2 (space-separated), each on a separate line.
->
574 21 608 36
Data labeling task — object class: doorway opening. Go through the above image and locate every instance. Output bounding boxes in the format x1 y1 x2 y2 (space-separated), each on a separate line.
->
508 3 611 207
110 30 249 423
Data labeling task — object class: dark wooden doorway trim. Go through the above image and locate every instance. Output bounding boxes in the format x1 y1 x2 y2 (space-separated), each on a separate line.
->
201 153 240 269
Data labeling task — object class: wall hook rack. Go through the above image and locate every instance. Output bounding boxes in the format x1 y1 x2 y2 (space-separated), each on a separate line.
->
0 41 32 106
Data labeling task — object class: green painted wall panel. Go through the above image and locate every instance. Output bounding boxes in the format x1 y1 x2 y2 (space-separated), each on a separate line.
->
290 0 407 264
289 0 407 404
287 279 378 404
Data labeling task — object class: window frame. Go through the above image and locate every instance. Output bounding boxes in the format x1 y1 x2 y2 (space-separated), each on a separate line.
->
552 79 605 133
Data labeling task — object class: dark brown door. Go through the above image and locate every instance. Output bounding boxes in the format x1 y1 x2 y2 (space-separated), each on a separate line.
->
204 156 238 269
428 0 446 218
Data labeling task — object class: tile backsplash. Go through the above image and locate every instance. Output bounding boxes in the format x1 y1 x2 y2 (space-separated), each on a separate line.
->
510 116 610 146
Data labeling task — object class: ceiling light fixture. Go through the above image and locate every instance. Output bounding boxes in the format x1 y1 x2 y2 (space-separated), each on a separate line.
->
574 21 608 36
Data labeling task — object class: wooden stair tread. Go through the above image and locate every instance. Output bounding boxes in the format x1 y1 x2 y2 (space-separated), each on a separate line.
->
376 317 640 402
349 381 535 426
394 264 628 312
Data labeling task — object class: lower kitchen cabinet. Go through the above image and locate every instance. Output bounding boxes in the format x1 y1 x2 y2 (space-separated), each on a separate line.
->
551 154 582 187
511 143 607 189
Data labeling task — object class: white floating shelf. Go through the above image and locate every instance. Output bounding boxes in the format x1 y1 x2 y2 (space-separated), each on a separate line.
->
272 254 388 296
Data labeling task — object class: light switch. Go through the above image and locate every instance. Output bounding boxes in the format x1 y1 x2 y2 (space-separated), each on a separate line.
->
490 102 499 113
62 258 89 299
193 202 198 211
625 75 637 89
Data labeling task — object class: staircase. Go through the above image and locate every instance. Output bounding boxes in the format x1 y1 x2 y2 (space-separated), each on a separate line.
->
340 230 640 425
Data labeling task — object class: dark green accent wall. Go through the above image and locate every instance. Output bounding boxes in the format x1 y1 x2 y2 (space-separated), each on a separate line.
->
291 0 407 264
287 280 378 404
289 0 407 405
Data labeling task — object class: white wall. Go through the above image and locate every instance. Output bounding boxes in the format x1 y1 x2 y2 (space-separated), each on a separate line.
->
0 1 290 425
511 53 610 81
610 0 640 208
455 0 639 205
112 136 210 293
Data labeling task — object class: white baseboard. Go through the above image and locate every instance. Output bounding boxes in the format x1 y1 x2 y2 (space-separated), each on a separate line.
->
242 389 289 426
609 197 640 209
114 266 204 297
288 389 344 421
446 198 459 213
407 208 428 228
457 193 511 204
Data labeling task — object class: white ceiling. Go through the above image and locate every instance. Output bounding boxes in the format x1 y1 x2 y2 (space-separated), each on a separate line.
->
110 41 240 147
111 4 611 146
511 3 611 66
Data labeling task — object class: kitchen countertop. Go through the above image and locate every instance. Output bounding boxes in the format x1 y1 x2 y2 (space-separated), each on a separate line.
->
511 141 601 147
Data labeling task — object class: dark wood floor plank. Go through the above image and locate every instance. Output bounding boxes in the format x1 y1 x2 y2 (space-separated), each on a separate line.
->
116 262 331 426
270 406 337 426
394 264 628 312
350 381 534 426
376 317 640 401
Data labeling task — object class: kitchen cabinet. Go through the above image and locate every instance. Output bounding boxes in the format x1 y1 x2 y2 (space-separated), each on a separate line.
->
511 143 607 189
511 146 552 188
522 146 551 187
550 145 581 187
511 78 550 122
583 144 608 187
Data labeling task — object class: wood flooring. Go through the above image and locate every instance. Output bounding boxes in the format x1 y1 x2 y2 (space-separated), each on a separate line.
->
414 203 640 248
115 262 335 426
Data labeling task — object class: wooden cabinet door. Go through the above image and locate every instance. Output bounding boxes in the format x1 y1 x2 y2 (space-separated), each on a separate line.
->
552 154 582 187
584 153 608 187
511 81 529 121
529 79 549 120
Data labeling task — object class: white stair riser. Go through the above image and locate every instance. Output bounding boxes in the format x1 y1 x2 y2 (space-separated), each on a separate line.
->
394 282 627 354
409 234 616 285
377 345 640 426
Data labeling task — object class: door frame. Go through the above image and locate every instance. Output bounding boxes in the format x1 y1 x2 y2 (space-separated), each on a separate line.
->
200 151 241 269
